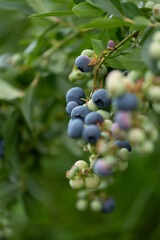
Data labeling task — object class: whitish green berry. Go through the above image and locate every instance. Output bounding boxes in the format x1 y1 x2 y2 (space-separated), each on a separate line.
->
145 1 154 9
103 119 113 130
117 161 128 171
76 199 88 211
118 148 130 161
87 79 93 90
140 140 154 154
81 49 94 58
96 110 110 119
153 31 160 43
149 42 160 59
128 71 143 82
87 99 98 111
150 127 159 141
104 155 117 166
97 64 107 77
85 174 100 189
106 70 125 96
69 178 84 189
75 160 88 169
90 200 102 212
148 86 160 101
88 143 97 154
77 190 88 198
152 102 160 114
153 3 160 20
128 128 146 144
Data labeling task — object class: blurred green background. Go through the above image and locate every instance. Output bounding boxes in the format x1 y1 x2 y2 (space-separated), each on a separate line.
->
0 0 160 240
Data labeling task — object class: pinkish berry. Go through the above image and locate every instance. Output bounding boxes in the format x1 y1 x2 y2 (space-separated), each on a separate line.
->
115 111 132 130
107 40 116 49
110 123 119 136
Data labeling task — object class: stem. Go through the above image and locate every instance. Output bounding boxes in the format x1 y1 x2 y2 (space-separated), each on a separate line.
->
93 30 139 90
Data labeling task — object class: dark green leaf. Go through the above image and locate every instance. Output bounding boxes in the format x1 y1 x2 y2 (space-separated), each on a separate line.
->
133 16 151 29
91 38 104 56
86 0 124 18
73 0 86 4
30 11 74 17
122 2 141 19
0 1 33 14
72 2 105 17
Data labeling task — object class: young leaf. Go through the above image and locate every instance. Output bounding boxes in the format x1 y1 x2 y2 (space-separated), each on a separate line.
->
0 79 24 101
91 38 104 56
72 2 105 18
86 0 124 19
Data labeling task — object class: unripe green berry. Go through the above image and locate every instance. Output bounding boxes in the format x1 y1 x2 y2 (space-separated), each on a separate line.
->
140 140 154 154
88 143 97 154
153 31 160 43
87 99 98 111
118 148 130 161
106 70 125 96
75 160 88 169
97 64 107 77
117 161 128 171
69 178 84 189
153 3 160 20
81 49 94 58
149 42 160 59
77 190 88 198
90 200 102 212
152 102 160 114
85 174 100 189
148 86 160 101
96 110 110 119
150 127 159 141
76 199 88 211
87 79 93 90
128 71 143 82
104 155 117 166
103 119 113 130
145 1 154 9
128 128 146 144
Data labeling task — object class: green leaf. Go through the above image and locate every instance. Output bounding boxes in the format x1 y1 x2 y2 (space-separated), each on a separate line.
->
122 2 141 19
30 10 74 17
25 0 47 13
106 57 124 69
86 0 124 19
120 49 147 71
0 1 33 14
91 38 104 56
0 79 23 101
133 16 151 29
80 17 132 29
73 0 86 4
72 2 105 18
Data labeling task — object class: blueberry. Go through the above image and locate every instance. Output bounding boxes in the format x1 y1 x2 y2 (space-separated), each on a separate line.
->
115 93 138 111
82 125 101 144
0 139 4 158
115 140 132 152
66 101 78 116
115 111 132 130
71 106 90 121
67 119 84 138
93 159 112 177
66 87 86 105
75 55 93 72
84 112 104 125
92 89 111 109
102 197 116 214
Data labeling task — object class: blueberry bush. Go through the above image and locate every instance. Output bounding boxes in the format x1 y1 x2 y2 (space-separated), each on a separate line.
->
0 0 160 239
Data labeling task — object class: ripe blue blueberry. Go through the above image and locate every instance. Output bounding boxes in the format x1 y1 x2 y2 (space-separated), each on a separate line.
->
102 197 116 214
66 87 86 105
66 101 78 116
82 125 101 144
67 119 84 138
115 140 132 152
115 111 132 130
93 159 112 177
115 93 138 111
84 112 104 125
75 55 93 72
92 89 111 109
71 106 90 121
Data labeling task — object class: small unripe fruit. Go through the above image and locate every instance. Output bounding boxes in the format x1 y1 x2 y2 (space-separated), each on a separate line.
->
149 42 160 60
128 71 143 82
110 123 120 136
93 158 112 177
87 99 98 111
128 128 146 144
96 109 110 119
152 102 160 114
107 40 116 49
88 143 97 154
148 86 160 101
90 200 102 212
115 111 132 130
153 3 160 20
103 119 113 130
106 70 125 97
76 199 88 211
85 174 100 189
153 31 160 43
117 161 128 171
75 160 88 169
81 49 94 58
118 148 130 161
140 140 154 154
69 178 84 189
145 1 154 9
97 64 108 77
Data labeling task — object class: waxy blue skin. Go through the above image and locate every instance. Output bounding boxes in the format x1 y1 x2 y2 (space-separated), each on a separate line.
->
67 119 84 138
84 112 104 125
82 125 101 144
75 55 93 72
92 89 111 109
66 87 86 105
66 101 78 116
115 93 138 111
115 140 132 152
102 198 116 214
71 106 90 121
